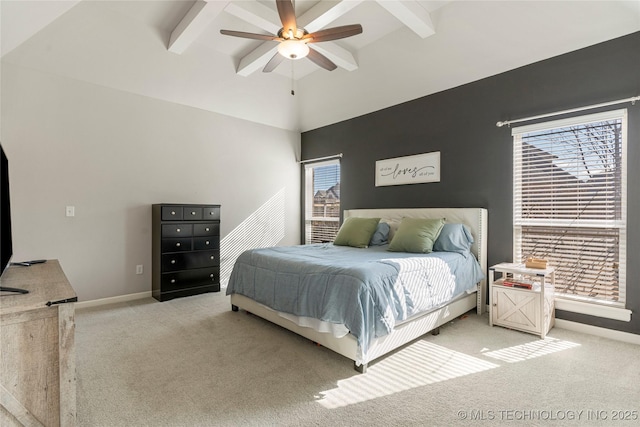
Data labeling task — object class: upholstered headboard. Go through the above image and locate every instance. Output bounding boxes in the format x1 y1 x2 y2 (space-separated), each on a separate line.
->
344 207 488 314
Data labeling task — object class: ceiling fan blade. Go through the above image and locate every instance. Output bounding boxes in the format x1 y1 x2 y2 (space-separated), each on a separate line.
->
307 47 337 71
263 53 285 73
276 0 297 36
220 29 281 41
303 24 363 43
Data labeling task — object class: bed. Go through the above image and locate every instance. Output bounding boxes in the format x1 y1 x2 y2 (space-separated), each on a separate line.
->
227 207 488 372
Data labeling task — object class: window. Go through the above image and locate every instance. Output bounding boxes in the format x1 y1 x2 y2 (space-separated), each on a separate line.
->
512 109 627 308
304 160 340 244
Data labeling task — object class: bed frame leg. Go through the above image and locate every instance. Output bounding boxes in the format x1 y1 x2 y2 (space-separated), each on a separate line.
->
231 304 239 312
431 327 440 336
354 362 367 374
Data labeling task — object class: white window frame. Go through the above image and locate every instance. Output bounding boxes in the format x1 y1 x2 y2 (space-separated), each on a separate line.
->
512 109 631 321
304 159 340 244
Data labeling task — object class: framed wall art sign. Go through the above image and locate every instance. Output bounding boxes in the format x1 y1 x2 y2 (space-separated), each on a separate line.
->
375 151 441 187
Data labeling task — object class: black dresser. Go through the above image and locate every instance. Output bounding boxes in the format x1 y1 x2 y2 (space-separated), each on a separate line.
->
152 204 221 301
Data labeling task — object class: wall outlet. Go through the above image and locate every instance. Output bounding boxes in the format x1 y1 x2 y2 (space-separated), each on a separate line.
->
136 265 143 275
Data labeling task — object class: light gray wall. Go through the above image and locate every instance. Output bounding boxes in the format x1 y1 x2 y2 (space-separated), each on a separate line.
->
1 63 300 302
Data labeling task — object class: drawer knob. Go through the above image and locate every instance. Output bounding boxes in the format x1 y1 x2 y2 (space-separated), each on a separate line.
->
210 274 214 278
176 228 181 232
171 279 176 284
210 256 215 260
205 227 210 232
171 211 176 215
205 241 210 245
171 260 176 264
191 211 196 215
176 243 181 247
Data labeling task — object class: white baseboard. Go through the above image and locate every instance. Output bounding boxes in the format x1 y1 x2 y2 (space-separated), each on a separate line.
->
75 291 152 309
555 298 632 322
555 319 640 346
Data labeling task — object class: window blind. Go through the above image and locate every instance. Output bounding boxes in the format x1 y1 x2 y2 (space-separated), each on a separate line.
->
304 160 340 244
513 109 627 305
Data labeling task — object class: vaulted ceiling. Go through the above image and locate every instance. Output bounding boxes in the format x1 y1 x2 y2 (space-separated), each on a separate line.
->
2 1 639 132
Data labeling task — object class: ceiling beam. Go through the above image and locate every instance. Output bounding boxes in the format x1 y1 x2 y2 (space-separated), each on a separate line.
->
168 0 227 54
223 1 281 34
307 43 358 71
297 0 364 34
375 0 435 38
237 43 279 76
222 1 281 76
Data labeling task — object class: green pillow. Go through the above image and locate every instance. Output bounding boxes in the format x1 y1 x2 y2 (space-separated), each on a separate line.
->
388 217 446 253
333 217 381 248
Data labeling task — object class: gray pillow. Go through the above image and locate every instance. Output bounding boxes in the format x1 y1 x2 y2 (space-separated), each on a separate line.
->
369 222 390 246
433 223 474 254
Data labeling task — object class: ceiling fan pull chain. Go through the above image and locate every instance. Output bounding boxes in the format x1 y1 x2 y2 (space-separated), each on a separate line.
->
291 61 295 96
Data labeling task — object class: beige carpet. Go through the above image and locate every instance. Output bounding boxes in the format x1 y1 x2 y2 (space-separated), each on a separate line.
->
76 292 640 426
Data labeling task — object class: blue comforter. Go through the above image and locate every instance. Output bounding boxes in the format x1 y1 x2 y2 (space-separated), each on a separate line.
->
226 243 484 363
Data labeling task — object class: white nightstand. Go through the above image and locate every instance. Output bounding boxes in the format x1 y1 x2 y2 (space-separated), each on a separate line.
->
489 263 555 338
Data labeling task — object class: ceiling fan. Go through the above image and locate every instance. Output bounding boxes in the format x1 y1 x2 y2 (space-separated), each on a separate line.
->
220 0 363 72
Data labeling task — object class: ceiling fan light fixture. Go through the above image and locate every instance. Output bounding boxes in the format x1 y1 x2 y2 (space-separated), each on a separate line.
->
220 0 362 72
277 39 309 60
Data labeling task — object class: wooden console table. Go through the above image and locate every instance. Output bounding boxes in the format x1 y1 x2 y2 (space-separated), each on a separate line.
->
0 260 77 427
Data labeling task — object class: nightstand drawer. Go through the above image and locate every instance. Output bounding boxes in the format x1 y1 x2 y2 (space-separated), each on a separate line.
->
162 224 193 238
492 286 541 334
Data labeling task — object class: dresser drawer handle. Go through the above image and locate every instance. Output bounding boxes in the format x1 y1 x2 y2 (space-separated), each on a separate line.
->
171 279 176 284
205 227 210 232
205 241 210 245
171 260 176 264
176 243 181 247
171 211 176 215
190 211 196 215
176 228 181 233
209 274 214 278
210 256 215 260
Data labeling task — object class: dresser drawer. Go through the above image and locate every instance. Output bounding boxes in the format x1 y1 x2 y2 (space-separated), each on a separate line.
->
161 268 220 292
194 237 219 251
203 206 220 220
162 238 192 253
162 224 193 238
194 223 219 236
161 250 220 272
161 206 183 221
184 207 203 220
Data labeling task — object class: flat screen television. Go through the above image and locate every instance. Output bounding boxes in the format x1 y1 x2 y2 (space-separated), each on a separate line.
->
1 142 12 277
1 144 30 294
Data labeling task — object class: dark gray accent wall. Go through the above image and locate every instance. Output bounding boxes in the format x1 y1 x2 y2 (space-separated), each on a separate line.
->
301 32 640 335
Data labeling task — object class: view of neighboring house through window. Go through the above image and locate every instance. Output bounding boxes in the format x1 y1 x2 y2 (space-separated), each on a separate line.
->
304 160 340 244
512 109 627 306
